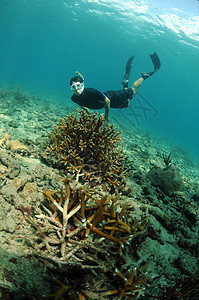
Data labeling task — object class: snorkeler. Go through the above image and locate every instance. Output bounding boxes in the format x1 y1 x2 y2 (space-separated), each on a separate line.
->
70 52 161 122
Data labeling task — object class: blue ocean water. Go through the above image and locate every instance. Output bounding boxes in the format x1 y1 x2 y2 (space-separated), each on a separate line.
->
0 0 199 159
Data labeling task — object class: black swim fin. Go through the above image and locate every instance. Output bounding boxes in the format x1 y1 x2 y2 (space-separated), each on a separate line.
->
141 52 161 80
121 55 134 88
150 52 161 73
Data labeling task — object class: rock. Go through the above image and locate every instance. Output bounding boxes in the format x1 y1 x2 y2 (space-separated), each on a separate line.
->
1 183 21 204
5 208 17 233
6 139 28 151
148 165 184 194
12 174 31 191
20 182 40 203
0 133 11 146
8 120 19 128
0 148 21 179
4 133 11 140
192 191 199 202
9 163 21 179
177 237 199 255
175 253 199 274
183 206 198 223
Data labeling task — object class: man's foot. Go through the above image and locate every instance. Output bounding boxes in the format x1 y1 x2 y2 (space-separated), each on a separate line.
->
121 55 134 88
121 79 129 88
141 72 153 80
141 52 161 80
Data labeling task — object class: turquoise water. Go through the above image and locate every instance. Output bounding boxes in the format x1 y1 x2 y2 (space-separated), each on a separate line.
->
0 0 199 158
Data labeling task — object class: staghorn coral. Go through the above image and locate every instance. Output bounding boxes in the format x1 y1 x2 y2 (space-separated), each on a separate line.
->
21 176 150 299
24 176 147 258
44 278 76 299
81 197 148 254
44 268 150 300
45 109 126 189
25 175 91 257
104 267 150 299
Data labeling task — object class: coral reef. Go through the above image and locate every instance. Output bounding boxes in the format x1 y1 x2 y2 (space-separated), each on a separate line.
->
45 109 126 189
0 88 199 299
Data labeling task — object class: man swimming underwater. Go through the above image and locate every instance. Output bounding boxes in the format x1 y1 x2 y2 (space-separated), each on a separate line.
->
70 52 161 122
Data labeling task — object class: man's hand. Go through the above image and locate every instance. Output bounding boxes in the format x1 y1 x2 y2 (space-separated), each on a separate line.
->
81 106 90 113
104 97 110 123
105 116 109 123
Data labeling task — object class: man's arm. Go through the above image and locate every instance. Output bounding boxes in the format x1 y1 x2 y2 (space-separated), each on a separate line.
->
104 97 110 122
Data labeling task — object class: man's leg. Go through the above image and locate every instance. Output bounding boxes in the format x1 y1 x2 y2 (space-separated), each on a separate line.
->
131 77 145 94
122 77 144 107
130 52 161 94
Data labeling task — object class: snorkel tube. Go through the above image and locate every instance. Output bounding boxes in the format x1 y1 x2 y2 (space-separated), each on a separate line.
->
76 71 84 82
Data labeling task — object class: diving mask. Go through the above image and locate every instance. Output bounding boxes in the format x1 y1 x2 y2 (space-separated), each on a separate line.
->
70 81 84 94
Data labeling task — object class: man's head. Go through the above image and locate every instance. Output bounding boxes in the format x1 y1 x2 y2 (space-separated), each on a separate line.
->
70 75 84 95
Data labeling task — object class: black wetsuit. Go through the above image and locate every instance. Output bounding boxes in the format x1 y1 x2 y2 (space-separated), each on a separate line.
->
71 87 134 109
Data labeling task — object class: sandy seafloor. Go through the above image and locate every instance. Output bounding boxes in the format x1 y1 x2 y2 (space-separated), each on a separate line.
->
0 87 199 299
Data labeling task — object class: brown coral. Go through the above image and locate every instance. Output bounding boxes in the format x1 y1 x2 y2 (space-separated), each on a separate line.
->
25 177 147 258
45 109 126 189
104 267 150 299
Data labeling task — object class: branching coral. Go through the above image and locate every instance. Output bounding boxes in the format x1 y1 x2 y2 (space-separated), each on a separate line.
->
162 152 172 167
25 176 147 258
22 157 149 296
45 109 126 188
44 278 76 300
105 267 150 299
81 199 147 254
26 176 93 256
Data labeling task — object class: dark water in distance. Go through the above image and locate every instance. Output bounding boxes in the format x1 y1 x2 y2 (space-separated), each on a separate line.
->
0 0 199 159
